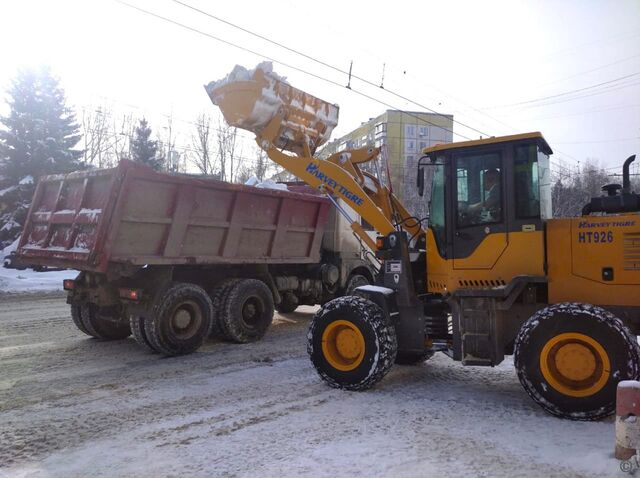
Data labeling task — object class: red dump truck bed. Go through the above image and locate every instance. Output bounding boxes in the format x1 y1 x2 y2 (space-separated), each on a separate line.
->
17 160 330 272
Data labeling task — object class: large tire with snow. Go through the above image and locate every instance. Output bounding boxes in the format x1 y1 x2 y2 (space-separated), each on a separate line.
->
276 292 299 314
144 282 214 356
307 296 397 391
130 316 156 353
514 302 640 421
345 274 370 296
395 350 435 365
218 279 274 343
209 279 241 338
78 304 131 340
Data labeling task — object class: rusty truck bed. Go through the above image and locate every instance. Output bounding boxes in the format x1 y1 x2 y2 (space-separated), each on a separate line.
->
17 160 330 272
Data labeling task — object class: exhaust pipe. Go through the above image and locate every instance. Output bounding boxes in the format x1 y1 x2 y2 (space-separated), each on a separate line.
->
622 155 636 193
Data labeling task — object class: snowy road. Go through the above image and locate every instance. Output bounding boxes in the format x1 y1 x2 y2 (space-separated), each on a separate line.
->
0 294 625 477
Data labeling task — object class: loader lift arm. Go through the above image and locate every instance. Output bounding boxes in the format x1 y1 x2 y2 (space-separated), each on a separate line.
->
205 65 424 252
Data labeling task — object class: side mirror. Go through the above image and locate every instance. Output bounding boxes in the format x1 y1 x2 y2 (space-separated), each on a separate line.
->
417 166 425 196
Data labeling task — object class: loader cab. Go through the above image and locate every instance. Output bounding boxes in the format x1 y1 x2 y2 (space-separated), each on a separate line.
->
418 132 552 294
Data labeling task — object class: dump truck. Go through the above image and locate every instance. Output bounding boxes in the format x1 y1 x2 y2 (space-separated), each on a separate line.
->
207 61 640 420
16 159 376 355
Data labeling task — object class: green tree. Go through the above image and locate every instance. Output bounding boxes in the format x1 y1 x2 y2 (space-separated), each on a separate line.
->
0 66 82 181
130 118 163 170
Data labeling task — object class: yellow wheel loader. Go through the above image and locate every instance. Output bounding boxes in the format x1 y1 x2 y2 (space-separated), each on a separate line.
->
206 62 640 420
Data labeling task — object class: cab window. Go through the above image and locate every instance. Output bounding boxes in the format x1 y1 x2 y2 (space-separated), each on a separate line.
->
429 163 446 256
514 145 541 219
455 152 502 227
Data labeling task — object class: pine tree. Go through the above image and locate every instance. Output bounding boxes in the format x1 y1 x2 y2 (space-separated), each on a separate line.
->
0 66 82 182
130 118 163 171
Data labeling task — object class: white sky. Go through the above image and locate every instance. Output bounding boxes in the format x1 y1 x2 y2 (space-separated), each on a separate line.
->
0 0 638 174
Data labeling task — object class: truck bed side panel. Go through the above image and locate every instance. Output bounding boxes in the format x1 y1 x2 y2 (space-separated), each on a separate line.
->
17 161 330 271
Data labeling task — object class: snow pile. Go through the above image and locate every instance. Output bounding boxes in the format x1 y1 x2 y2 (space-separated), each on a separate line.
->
205 61 287 95
244 175 288 191
1 236 20 260
19 175 34 185
0 266 76 293
0 237 76 293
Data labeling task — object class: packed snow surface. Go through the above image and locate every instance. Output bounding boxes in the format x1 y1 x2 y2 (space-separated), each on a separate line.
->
0 298 622 478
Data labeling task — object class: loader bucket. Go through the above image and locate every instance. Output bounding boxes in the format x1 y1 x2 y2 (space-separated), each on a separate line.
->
205 62 339 156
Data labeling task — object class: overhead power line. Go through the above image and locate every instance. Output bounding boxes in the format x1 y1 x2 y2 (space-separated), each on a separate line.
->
114 0 474 141
169 0 492 139
484 72 640 109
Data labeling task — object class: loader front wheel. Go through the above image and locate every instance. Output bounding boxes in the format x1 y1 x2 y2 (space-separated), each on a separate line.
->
307 296 397 391
144 282 214 356
514 302 640 420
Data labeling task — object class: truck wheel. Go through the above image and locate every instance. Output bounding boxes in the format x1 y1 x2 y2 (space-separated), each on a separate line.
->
395 350 435 365
144 283 214 356
219 279 274 343
307 296 397 390
70 305 91 336
345 274 370 296
514 302 640 420
79 304 132 340
130 316 157 353
276 292 299 314
209 279 241 338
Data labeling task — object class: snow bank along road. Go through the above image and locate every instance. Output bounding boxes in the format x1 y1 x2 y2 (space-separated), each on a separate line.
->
0 293 624 477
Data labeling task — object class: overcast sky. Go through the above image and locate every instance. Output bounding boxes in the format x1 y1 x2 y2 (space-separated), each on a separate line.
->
0 0 638 174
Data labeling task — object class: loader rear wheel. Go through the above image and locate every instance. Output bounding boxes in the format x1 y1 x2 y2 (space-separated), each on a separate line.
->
514 302 640 420
144 282 214 356
219 279 274 343
78 304 132 340
276 292 299 314
307 296 397 391
395 350 435 365
130 316 156 353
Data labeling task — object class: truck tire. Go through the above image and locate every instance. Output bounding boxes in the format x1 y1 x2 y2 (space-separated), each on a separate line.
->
307 296 397 391
345 274 370 296
209 279 241 338
219 279 274 343
79 304 132 340
276 292 298 314
130 316 157 353
70 305 91 336
395 350 435 365
144 282 214 356
514 302 640 420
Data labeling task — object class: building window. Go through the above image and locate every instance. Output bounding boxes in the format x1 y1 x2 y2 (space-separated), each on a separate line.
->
405 125 416 138
419 141 427 151
419 126 428 137
405 140 415 152
375 123 387 136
